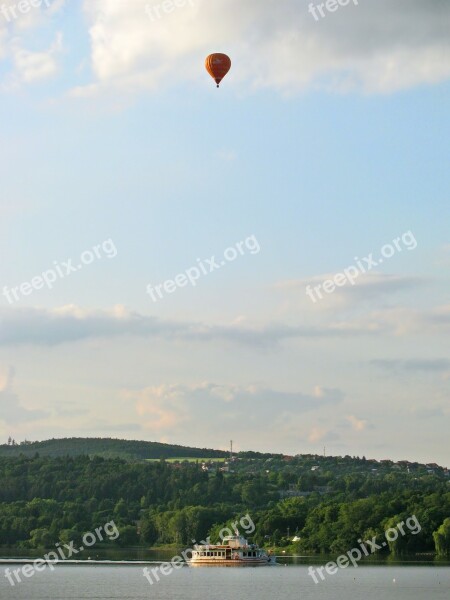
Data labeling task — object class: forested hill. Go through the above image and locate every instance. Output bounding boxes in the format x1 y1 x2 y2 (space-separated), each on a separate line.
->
0 453 448 554
0 437 228 460
0 442 448 553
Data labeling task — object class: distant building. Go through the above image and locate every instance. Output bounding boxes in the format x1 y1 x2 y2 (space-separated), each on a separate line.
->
279 490 312 498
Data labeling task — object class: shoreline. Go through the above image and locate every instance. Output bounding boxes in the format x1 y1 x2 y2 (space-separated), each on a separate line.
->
0 553 448 567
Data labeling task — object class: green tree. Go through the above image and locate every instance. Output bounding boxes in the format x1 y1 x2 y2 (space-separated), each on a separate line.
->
28 528 53 548
433 518 450 556
117 525 139 547
140 518 158 546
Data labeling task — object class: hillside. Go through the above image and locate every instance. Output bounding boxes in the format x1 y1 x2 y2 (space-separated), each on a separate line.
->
0 450 448 555
0 437 228 460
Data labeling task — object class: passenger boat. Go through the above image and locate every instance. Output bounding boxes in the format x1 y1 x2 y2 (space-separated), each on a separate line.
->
188 533 275 566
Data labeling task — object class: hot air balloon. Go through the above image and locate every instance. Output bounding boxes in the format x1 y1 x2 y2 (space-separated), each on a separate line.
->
205 53 231 88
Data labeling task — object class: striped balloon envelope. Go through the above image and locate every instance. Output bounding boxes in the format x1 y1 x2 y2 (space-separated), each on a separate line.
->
205 53 232 88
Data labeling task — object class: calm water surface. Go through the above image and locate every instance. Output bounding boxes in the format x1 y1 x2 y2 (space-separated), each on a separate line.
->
0 565 449 599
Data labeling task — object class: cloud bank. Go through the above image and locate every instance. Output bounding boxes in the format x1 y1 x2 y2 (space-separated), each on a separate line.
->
74 0 450 96
0 304 377 347
1 302 450 348
131 381 344 436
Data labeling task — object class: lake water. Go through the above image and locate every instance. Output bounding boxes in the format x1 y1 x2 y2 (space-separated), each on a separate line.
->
0 564 449 599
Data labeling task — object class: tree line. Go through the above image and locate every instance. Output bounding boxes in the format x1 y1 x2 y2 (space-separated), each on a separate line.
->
0 455 448 556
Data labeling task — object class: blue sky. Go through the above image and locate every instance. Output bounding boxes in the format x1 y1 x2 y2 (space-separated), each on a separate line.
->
0 0 449 465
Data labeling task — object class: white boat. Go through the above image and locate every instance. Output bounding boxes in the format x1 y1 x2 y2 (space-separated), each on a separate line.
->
188 533 275 567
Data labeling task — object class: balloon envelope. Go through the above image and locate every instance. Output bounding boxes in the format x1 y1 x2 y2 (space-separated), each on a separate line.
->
205 53 231 87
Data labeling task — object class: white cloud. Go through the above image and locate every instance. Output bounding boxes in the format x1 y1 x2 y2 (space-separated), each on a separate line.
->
346 415 369 432
0 0 447 96
0 366 48 425
2 302 450 350
276 273 424 310
129 381 343 436
1 0 66 31
9 31 63 85
73 0 450 97
0 0 66 87
0 304 381 348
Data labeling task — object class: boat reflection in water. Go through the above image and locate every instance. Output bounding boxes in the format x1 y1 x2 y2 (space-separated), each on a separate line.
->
188 533 276 567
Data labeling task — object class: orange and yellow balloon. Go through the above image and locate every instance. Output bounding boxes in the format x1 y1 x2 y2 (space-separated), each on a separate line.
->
205 53 231 88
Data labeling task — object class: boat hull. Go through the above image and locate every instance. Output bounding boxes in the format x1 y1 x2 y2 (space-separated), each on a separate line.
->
188 558 275 567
